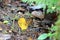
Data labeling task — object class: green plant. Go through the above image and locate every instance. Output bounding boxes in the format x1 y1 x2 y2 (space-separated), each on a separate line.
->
49 15 60 40
22 0 60 14
54 18 60 40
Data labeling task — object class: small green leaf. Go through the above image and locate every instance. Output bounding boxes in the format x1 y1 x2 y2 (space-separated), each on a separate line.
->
37 33 48 40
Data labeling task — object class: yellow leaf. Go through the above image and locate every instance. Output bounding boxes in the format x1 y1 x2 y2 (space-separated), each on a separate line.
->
18 17 28 31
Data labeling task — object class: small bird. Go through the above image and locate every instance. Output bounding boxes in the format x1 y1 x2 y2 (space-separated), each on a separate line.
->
18 17 33 31
18 17 28 31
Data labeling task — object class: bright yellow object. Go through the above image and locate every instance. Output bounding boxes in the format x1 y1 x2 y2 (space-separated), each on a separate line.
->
18 17 28 31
